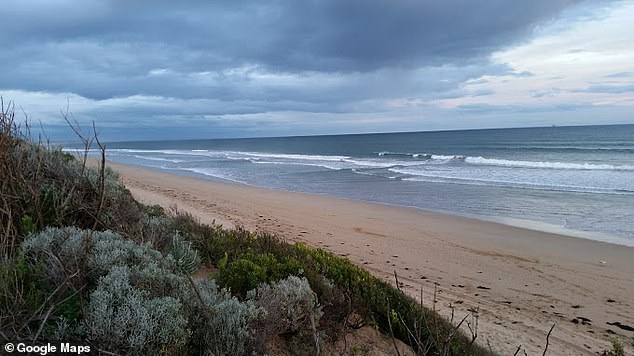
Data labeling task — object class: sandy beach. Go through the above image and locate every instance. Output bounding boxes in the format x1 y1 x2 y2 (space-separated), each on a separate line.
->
108 161 634 355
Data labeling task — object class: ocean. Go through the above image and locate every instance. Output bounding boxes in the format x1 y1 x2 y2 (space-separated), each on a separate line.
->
70 124 634 246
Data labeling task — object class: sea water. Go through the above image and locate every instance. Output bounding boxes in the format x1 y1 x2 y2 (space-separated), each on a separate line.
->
67 124 634 246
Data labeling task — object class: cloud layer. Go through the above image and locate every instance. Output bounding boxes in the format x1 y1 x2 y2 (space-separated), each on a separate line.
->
1 0 631 140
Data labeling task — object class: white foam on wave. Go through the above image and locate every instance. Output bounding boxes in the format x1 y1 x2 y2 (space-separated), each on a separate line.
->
178 167 246 184
375 150 634 171
219 151 420 170
463 156 634 171
376 151 467 161
133 155 183 163
94 147 634 173
390 167 634 195
244 152 350 161
430 154 464 160
110 148 170 154
376 151 432 159
251 160 345 170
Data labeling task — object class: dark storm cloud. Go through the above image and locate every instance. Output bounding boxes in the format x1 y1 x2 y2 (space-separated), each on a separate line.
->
0 0 619 140
11 1 588 71
2 1 589 94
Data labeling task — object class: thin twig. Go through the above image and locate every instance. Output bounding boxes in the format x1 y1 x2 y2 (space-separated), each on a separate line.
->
396 311 424 351
32 305 54 342
91 121 106 231
309 312 320 356
394 270 403 294
186 275 212 321
442 313 469 352
467 306 479 346
542 323 556 356
19 270 79 331
386 299 402 356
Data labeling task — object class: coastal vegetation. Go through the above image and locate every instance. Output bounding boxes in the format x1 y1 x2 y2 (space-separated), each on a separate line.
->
0 102 492 355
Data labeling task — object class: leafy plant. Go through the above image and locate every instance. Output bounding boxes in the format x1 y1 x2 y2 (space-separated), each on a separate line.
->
169 233 201 274
218 252 303 297
21 214 36 236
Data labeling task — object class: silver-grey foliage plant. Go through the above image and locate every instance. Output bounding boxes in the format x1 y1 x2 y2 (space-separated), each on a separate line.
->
188 280 263 356
248 275 322 337
21 227 263 355
86 266 189 355
21 227 169 282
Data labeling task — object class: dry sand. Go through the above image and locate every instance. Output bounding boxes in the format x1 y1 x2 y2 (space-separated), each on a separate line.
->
109 161 633 355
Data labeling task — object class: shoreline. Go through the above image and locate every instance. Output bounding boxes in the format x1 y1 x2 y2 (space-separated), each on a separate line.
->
149 164 634 248
106 160 634 355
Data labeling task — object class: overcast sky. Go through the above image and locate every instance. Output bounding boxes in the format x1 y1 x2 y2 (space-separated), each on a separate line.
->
1 0 633 141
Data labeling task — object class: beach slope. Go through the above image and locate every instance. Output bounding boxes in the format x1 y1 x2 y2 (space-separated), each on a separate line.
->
110 162 634 355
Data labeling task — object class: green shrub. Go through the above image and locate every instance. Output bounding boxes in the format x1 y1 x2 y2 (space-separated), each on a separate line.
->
207 235 487 354
218 252 303 297
0 256 47 316
143 204 166 218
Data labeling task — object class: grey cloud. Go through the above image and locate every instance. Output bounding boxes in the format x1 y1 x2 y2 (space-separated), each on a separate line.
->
0 0 620 139
2 1 592 80
18 1 593 72
572 84 634 94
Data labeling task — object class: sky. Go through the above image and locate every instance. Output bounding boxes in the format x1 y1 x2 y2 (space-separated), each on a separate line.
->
1 0 633 141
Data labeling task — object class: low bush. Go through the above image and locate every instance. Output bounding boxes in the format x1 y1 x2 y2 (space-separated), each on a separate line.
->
194 229 485 354
14 226 264 355
185 279 262 356
86 266 190 355
20 227 167 286
218 252 303 297
249 275 322 337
